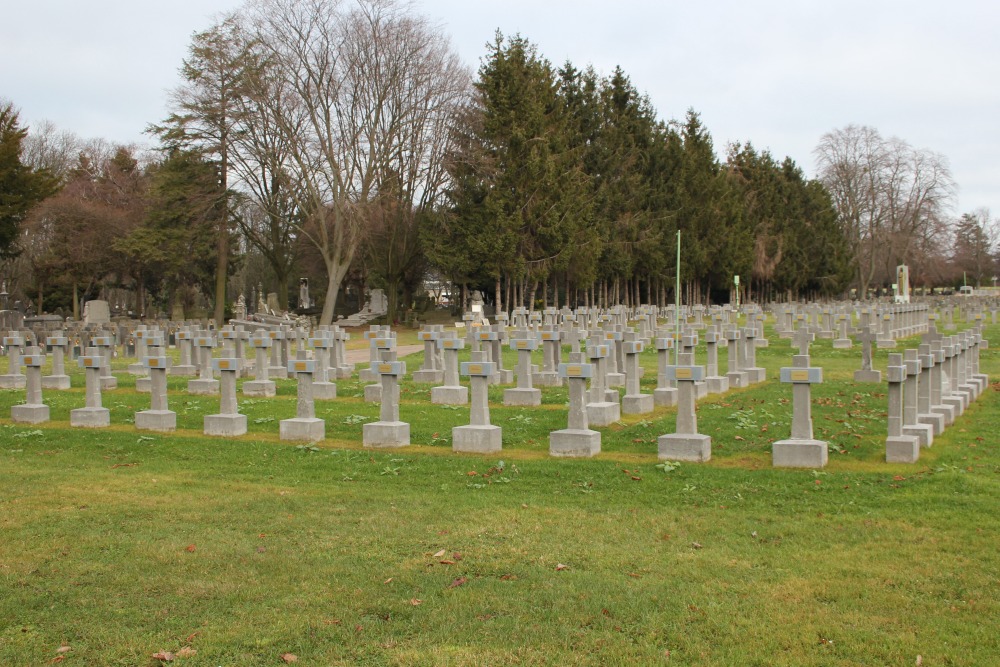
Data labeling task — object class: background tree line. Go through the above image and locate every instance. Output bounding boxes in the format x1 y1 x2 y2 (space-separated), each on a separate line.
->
2 0 997 322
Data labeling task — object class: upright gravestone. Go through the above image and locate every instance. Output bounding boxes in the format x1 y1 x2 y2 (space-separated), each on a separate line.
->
135 355 176 432
885 353 920 463
91 334 117 391
412 328 444 384
279 358 325 442
901 348 933 448
363 361 410 447
657 348 711 462
431 336 468 405
244 334 276 397
533 328 562 386
703 326 730 395
42 333 71 390
71 349 110 427
585 340 620 427
171 329 198 377
504 334 542 406
549 354 601 457
725 328 747 389
365 336 396 402
187 334 220 395
11 346 49 424
453 352 502 453
916 343 945 436
308 334 338 400
853 325 881 383
621 334 653 415
204 357 247 436
772 354 827 468
653 335 678 407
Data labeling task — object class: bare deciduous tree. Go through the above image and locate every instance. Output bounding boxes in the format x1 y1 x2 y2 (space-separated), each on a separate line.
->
814 124 955 295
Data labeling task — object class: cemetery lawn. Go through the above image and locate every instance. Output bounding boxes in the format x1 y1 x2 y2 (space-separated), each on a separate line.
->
2 324 999 665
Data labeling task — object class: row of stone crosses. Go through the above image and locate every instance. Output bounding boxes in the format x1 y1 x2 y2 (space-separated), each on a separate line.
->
1 300 989 468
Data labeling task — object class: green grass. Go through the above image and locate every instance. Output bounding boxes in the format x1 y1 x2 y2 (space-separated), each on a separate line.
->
1 320 998 665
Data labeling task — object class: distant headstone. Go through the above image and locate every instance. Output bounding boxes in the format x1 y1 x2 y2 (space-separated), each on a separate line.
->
83 300 111 325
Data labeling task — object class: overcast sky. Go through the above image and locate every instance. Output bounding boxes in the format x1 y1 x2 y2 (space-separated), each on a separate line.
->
3 0 997 215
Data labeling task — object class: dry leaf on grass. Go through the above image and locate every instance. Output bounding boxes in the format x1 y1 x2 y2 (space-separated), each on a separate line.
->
555 563 569 571
152 651 175 662
55 646 71 654
448 576 467 588
432 549 446 558
281 653 298 663
176 646 197 658
184 545 196 553
410 598 423 606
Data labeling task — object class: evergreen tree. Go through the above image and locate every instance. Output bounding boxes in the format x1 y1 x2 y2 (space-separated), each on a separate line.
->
0 101 57 258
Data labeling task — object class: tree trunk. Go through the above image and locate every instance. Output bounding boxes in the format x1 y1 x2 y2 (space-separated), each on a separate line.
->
495 276 502 317
72 282 79 321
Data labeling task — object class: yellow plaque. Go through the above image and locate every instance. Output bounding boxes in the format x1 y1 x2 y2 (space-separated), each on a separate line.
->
84 359 93 367
791 370 809 382
379 363 392 373
567 365 581 376
220 361 231 370
295 361 307 372
517 341 528 349
468 364 483 374
675 368 692 380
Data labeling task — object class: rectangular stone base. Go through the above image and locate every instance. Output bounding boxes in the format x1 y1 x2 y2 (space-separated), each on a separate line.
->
941 395 965 417
205 413 248 436
359 368 379 383
532 372 562 387
169 365 197 377
586 401 620 426
931 403 956 426
727 372 748 389
605 372 625 388
100 376 118 391
817 331 835 340
706 376 730 394
621 393 654 415
41 375 71 390
755 338 769 347
243 380 276 397
135 377 151 393
431 385 468 405
549 428 601 457
876 339 897 349
11 403 49 424
658 433 712 462
489 369 514 385
452 424 502 453
136 409 177 432
363 421 410 447
412 369 444 384
772 438 828 468
187 379 220 395
71 407 110 427
903 423 934 448
334 365 354 379
0 374 26 390
280 417 325 442
128 363 145 375
886 435 920 463
504 387 541 406
918 412 945 437
313 381 337 400
833 339 853 349
364 384 381 403
653 387 677 407
745 368 766 384
854 369 882 383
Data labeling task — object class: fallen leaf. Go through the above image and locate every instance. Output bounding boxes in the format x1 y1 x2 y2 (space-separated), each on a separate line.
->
499 574 517 581
51 657 65 664
152 651 175 662
916 655 922 666
176 646 197 658
631 476 642 481
323 619 341 625
281 653 298 663
56 646 71 654
734 435 745 441
432 549 446 558
555 563 569 571
257 546 266 553
466 471 478 476
691 542 703 549
185 545 196 553
383 577 393 584
627 572 640 578
184 632 199 643
410 598 423 606
439 559 455 565
893 475 906 481
452 552 463 561
448 576 468 588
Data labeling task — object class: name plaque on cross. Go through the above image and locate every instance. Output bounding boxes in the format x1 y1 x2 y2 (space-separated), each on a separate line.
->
779 367 822 383
666 366 705 382
461 361 496 377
